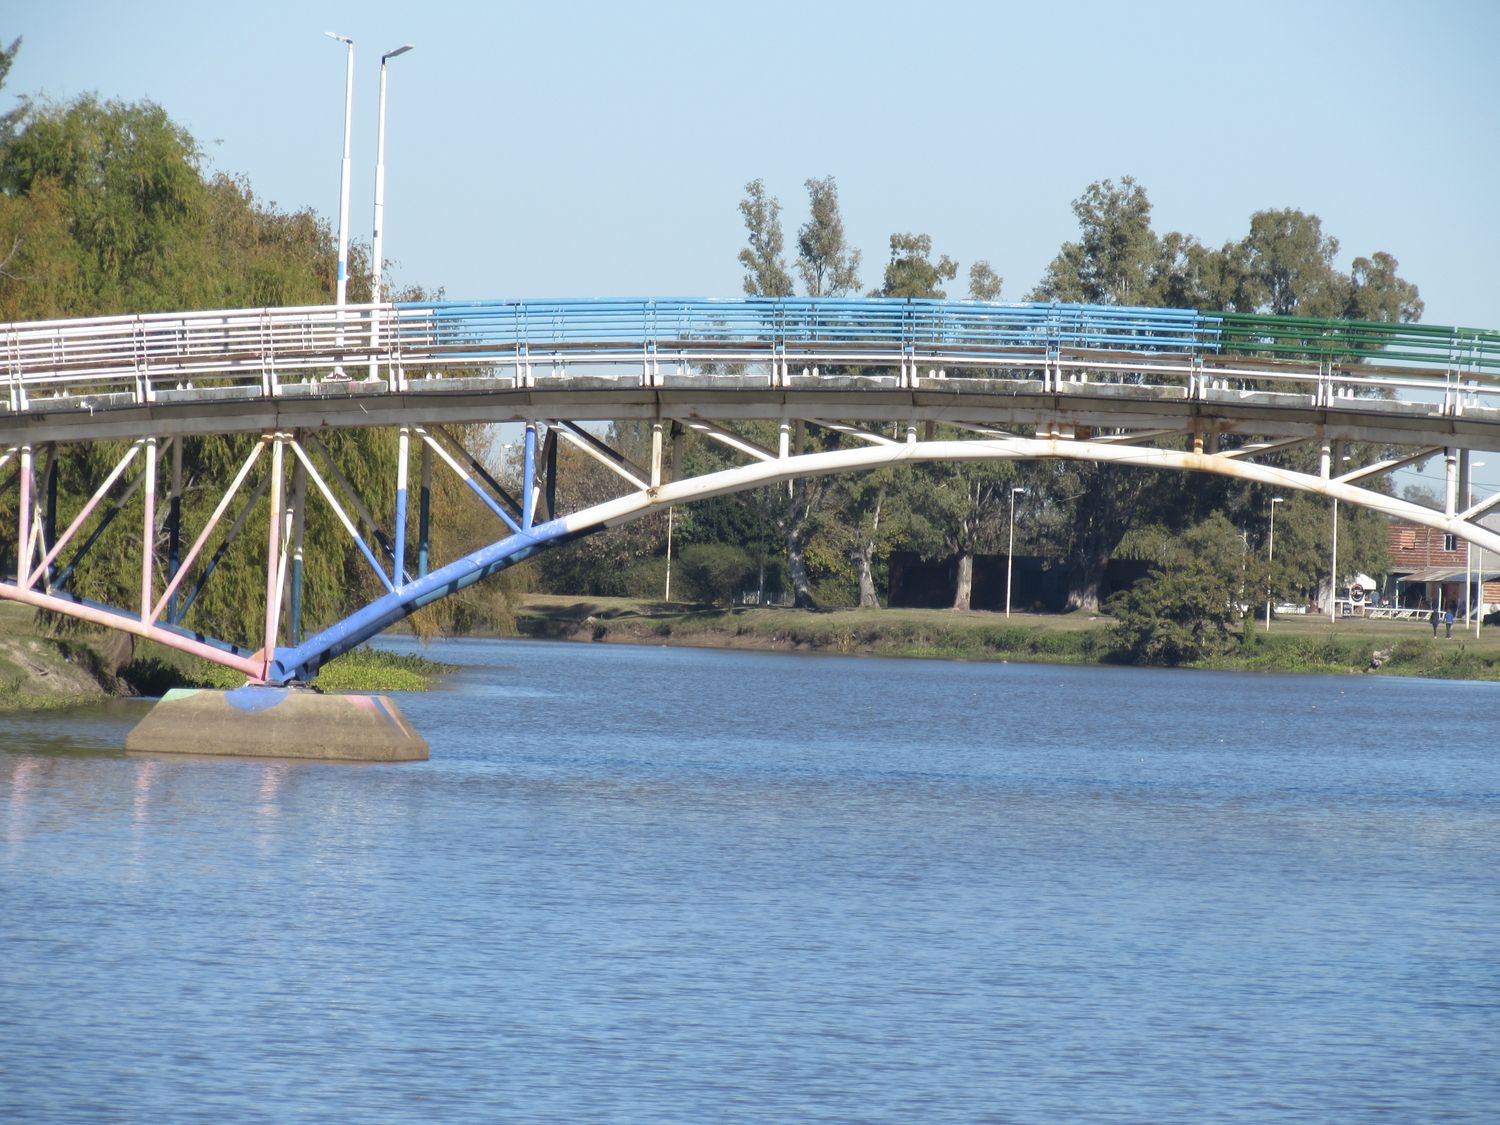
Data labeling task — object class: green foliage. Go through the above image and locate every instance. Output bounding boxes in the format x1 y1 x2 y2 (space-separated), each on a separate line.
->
876 232 957 299
1033 176 1159 306
313 647 457 693
968 260 1003 301
675 543 755 605
1106 515 1255 666
796 175 861 297
737 179 793 297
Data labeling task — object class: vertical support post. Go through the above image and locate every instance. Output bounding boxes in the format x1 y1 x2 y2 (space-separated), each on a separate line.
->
522 423 537 530
544 427 558 521
664 505 674 602
263 435 286 670
394 425 410 584
140 437 158 621
778 421 790 459
650 422 663 489
44 448 58 588
1329 497 1338 624
166 438 183 620
16 444 31 591
417 437 432 579
289 452 307 644
1444 448 1457 516
1460 449 1471 627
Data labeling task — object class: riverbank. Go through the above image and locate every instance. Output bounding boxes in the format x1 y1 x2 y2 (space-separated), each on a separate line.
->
514 594 1500 680
0 602 455 711
7 594 1498 712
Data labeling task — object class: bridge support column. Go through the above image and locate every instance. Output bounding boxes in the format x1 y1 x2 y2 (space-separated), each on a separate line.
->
651 422 664 488
417 437 432 579
125 686 428 761
140 437 157 621
522 424 538 529
289 452 307 644
1445 448 1458 516
166 439 183 623
394 426 411 583
262 435 286 672
15 444 31 591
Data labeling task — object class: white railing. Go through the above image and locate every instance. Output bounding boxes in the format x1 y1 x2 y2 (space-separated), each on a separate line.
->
3 297 1498 418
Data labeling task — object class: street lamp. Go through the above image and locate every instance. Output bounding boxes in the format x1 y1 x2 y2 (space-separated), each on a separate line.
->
371 44 414 304
1466 460 1485 632
1265 496 1283 631
1329 454 1351 622
369 43 414 382
1006 486 1026 618
325 32 354 378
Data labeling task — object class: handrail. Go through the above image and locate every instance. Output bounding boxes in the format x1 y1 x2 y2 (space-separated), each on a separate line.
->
0 297 1497 413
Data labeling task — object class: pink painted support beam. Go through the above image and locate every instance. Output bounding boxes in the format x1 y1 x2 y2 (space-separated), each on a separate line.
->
0 584 264 679
16 445 31 592
261 435 285 678
149 437 267 625
139 437 157 621
29 439 144 589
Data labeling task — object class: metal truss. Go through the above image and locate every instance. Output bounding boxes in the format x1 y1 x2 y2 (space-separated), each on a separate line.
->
3 296 1500 685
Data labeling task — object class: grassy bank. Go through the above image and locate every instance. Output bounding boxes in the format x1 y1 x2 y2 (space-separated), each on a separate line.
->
0 601 456 710
516 594 1500 681
123 644 458 695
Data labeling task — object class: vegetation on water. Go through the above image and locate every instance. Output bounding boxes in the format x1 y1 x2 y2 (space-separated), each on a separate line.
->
121 643 456 696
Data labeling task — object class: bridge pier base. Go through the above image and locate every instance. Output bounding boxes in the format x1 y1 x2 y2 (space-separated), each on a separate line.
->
124 686 428 761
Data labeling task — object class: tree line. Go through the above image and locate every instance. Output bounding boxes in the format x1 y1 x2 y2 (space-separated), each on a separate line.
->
533 173 1421 636
0 39 518 650
0 35 1427 663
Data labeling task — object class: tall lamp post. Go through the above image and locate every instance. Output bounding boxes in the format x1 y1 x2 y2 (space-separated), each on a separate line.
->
369 44 414 382
325 32 354 379
1265 496 1283 631
371 44 414 304
1466 461 1485 632
1328 454 1351 622
1005 486 1026 618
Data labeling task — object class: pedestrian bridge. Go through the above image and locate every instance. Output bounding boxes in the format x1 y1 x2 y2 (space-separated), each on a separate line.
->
3 296 1498 684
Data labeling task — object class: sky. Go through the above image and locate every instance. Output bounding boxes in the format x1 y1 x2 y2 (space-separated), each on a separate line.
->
7 0 1498 333
9 0 1497 502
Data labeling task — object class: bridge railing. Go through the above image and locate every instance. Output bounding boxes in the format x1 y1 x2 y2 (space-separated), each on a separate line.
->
3 298 1498 415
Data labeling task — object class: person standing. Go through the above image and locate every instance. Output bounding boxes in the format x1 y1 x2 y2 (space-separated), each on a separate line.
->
1445 608 1455 638
1431 606 1440 637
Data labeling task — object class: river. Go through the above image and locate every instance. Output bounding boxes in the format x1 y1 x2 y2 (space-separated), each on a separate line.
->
2 639 1498 1123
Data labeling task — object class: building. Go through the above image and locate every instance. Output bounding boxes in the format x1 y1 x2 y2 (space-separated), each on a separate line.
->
1386 519 1500 616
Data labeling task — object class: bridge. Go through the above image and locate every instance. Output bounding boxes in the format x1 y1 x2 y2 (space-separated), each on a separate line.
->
3 296 1499 688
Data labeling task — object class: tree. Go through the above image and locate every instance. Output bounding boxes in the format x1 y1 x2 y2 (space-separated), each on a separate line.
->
1108 514 1256 666
906 456 1023 611
875 232 957 299
1227 208 1345 317
1346 251 1423 324
0 87 451 655
968 260 1003 302
1033 176 1158 306
796 175 861 297
737 179 793 298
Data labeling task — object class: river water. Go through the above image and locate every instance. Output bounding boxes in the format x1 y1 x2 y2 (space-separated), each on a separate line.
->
2 639 1497 1123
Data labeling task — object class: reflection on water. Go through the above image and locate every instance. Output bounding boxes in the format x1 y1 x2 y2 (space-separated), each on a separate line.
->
2 640 1498 1123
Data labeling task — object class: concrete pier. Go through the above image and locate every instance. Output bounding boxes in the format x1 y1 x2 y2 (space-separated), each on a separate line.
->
125 687 428 761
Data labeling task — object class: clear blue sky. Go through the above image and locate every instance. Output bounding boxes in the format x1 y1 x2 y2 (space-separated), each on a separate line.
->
5 0 1498 333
